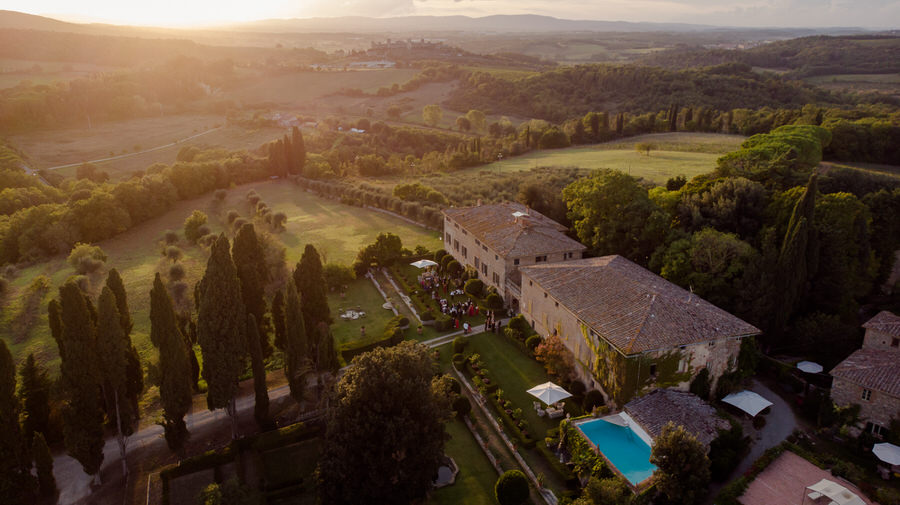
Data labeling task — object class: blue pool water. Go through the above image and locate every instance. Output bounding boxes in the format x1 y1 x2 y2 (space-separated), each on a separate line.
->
577 418 657 485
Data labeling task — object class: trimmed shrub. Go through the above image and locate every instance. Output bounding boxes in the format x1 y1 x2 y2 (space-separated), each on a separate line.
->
464 278 484 298
163 230 179 244
452 353 466 368
169 263 186 281
164 245 182 263
435 314 453 331
452 396 472 418
226 210 240 224
214 189 227 201
447 260 462 277
183 210 208 243
495 470 529 505
525 335 542 353
485 292 504 310
583 390 605 412
453 336 469 354
433 249 448 262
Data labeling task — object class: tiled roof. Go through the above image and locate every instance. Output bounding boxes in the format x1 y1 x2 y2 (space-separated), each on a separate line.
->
625 389 728 447
830 348 900 397
862 310 900 338
520 256 761 353
443 203 585 258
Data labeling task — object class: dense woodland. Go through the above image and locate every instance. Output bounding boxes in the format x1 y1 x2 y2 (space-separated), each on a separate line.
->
640 35 900 77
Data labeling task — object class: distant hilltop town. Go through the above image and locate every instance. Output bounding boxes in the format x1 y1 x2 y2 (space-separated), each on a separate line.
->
370 38 446 51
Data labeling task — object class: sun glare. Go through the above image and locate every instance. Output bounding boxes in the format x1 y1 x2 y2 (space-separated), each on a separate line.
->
7 0 305 27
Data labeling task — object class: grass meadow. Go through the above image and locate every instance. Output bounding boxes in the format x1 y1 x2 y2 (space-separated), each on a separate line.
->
9 114 287 179
1 178 441 372
473 132 744 185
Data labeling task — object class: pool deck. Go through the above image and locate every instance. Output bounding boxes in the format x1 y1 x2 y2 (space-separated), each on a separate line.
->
573 416 656 491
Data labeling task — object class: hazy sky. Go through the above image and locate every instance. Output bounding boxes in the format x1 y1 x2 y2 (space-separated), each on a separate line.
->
7 0 900 28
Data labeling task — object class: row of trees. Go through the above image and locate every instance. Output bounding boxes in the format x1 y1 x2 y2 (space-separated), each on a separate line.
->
0 145 279 265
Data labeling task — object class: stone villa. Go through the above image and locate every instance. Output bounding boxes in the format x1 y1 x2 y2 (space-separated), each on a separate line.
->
830 310 900 437
442 202 761 407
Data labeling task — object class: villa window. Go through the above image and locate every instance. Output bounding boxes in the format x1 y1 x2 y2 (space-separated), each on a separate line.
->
474 257 480 269
892 338 899 348
677 359 687 373
650 364 658 376
462 246 467 258
861 388 872 401
535 255 547 262
866 422 887 437
475 239 481 246
462 230 467 235
482 264 487 275
495 255 499 260
514 259 520 265
555 301 559 307
544 292 548 298
482 245 488 252
453 240 459 251
445 233 451 243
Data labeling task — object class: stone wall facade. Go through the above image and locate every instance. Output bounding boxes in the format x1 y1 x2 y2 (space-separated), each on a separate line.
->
520 270 743 407
862 328 900 352
442 214 583 307
831 377 900 429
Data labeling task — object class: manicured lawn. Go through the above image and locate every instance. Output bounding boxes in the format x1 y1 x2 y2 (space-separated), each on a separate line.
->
430 419 499 505
328 276 396 349
483 147 721 185
465 332 582 496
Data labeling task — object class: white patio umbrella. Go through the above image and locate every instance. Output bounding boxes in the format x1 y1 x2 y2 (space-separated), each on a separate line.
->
722 390 773 417
410 259 438 269
873 442 900 466
526 381 572 406
797 361 824 373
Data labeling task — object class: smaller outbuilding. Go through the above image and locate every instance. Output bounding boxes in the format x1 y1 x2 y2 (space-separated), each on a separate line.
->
623 388 729 447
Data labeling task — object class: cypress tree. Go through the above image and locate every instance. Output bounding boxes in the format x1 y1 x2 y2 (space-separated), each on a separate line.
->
247 314 270 428
271 290 287 351
96 286 136 477
56 281 105 482
232 223 271 356
197 235 246 439
284 280 308 403
315 322 339 375
292 126 306 173
47 299 63 361
33 432 56 499
293 244 331 354
18 353 51 444
106 269 143 413
0 340 36 504
150 274 192 455
283 134 294 178
775 174 818 335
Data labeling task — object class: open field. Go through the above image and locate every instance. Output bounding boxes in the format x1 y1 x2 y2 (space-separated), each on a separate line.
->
225 68 418 107
596 132 746 154
1 178 441 371
820 160 900 179
8 114 290 179
0 57 127 89
805 73 900 98
484 147 721 184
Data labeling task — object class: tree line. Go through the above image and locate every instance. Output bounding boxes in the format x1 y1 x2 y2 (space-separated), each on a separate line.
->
0 127 306 265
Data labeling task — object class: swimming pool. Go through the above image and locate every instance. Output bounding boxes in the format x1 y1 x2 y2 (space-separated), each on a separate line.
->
576 415 657 486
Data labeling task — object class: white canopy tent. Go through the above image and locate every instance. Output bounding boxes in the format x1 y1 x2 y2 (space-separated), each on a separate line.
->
873 442 900 466
410 259 438 269
722 390 773 417
804 479 866 505
797 361 824 374
526 382 572 406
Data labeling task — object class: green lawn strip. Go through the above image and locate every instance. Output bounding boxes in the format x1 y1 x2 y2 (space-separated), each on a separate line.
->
262 438 321 490
430 419 499 505
466 333 575 495
328 277 395 348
